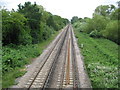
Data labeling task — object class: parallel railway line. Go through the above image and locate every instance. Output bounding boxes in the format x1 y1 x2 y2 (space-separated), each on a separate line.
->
16 24 92 89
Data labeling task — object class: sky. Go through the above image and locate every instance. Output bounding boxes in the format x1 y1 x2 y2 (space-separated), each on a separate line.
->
0 0 118 20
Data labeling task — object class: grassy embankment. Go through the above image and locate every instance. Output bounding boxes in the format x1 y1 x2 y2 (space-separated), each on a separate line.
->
2 31 60 88
74 27 118 88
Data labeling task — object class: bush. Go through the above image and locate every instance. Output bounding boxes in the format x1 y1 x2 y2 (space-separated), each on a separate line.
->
102 20 119 44
19 27 32 45
2 44 40 74
42 25 53 40
84 15 109 34
89 30 102 38
2 10 29 45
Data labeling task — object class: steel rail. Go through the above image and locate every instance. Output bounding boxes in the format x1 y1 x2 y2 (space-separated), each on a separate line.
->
27 25 69 89
42 25 69 89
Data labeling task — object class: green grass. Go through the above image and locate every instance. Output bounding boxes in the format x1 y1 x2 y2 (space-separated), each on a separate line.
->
74 29 119 88
2 31 59 88
2 68 26 88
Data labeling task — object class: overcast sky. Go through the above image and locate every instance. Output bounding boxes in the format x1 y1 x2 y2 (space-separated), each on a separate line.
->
0 0 118 20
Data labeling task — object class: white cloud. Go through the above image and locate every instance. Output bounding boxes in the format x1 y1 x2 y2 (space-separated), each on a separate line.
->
0 0 118 20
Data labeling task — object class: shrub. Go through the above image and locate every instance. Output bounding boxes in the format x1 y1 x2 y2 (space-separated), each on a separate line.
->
89 30 103 38
102 20 119 44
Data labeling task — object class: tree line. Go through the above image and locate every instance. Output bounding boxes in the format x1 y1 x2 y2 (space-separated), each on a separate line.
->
2 2 69 45
71 2 119 45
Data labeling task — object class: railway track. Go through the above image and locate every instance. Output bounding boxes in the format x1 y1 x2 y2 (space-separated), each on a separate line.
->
15 24 92 89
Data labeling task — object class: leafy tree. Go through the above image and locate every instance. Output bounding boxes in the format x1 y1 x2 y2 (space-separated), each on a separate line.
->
93 5 116 17
47 15 66 31
47 15 56 29
101 20 119 44
63 18 69 25
2 1 68 45
71 16 79 24
110 8 120 20
93 15 109 31
81 15 109 34
18 2 41 43
83 18 94 33
72 3 119 44
2 9 32 45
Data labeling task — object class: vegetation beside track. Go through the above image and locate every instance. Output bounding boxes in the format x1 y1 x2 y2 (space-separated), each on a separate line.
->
2 1 69 88
71 4 119 45
74 28 118 88
72 3 119 88
2 30 59 88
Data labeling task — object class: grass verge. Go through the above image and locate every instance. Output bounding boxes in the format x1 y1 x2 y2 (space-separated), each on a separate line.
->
74 29 118 88
2 31 59 88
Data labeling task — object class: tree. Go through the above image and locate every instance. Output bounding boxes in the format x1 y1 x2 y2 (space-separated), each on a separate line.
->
93 5 116 17
102 20 119 44
2 1 68 45
110 8 120 20
71 16 79 24
18 2 41 43
2 9 32 45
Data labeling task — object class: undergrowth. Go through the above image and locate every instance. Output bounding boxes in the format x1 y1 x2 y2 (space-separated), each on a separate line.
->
2 31 59 88
74 28 118 88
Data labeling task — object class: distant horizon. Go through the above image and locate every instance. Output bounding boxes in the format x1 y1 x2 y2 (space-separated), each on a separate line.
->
0 0 118 20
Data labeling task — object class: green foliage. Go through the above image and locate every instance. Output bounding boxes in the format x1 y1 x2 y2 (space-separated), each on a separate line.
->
72 4 119 87
93 15 109 31
110 8 120 20
63 18 69 25
2 1 68 45
40 22 54 40
73 15 109 34
18 2 68 43
73 21 87 32
47 15 66 31
102 20 119 44
2 44 40 74
74 30 118 88
2 10 31 45
18 2 42 43
71 16 79 24
89 30 102 38
2 1 68 87
83 18 94 33
72 4 119 44
84 15 109 34
2 68 26 88
47 15 57 30
2 44 40 87
93 5 116 17
2 30 59 88
19 27 32 45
